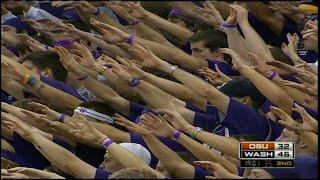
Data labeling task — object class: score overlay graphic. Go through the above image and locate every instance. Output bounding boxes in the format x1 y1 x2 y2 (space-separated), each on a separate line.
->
239 142 295 168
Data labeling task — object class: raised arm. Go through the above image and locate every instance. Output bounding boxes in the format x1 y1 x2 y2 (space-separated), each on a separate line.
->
244 2 284 36
55 46 131 117
1 114 98 179
158 110 240 159
114 115 196 179
2 55 83 111
152 55 230 114
232 5 274 62
89 17 208 71
106 2 175 47
271 106 317 154
139 111 239 174
115 43 207 110
220 48 294 114
125 2 195 41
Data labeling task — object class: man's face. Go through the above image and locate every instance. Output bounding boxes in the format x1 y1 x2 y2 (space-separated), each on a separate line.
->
190 40 214 60
99 152 123 173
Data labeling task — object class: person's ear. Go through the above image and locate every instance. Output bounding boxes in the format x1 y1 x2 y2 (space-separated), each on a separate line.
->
41 68 53 78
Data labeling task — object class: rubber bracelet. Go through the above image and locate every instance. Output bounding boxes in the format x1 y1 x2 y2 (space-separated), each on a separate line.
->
126 34 136 44
173 130 182 140
22 75 31 84
102 138 113 148
191 127 202 139
45 45 49 50
94 8 100 15
129 78 140 87
267 71 277 80
58 114 66 123
77 74 88 81
221 23 238 29
131 19 142 27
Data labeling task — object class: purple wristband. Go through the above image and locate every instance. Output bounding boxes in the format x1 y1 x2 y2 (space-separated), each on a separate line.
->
53 39 74 48
173 130 182 139
267 71 277 80
77 74 88 81
129 78 140 87
58 114 66 122
126 34 136 44
221 23 238 29
102 138 113 148
131 19 141 27
45 45 49 50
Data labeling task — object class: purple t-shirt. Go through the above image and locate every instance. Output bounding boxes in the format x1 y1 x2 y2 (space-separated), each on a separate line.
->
207 60 240 76
11 133 51 169
194 166 212 179
95 168 110 179
130 133 187 168
221 98 283 141
128 101 146 122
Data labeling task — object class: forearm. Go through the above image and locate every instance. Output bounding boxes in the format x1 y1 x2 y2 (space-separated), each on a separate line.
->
142 71 207 110
31 80 82 111
89 121 131 143
1 103 42 129
177 133 238 174
224 29 251 65
143 10 195 41
238 15 273 62
74 30 131 59
299 131 318 154
77 8 131 34
81 76 130 116
30 133 96 179
134 23 176 47
1 78 25 100
184 127 239 159
239 66 293 113
142 134 195 178
163 66 229 113
134 36 207 71
133 80 175 109
244 2 283 36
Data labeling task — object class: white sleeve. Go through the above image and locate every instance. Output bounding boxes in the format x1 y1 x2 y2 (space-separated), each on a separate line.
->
24 6 62 22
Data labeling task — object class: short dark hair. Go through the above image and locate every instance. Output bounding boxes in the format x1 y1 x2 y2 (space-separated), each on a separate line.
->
22 51 68 82
188 29 228 53
219 77 266 109
80 101 117 117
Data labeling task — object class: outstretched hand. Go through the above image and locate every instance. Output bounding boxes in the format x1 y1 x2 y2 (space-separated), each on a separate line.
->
114 113 153 136
198 65 231 86
89 18 129 43
139 112 177 138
